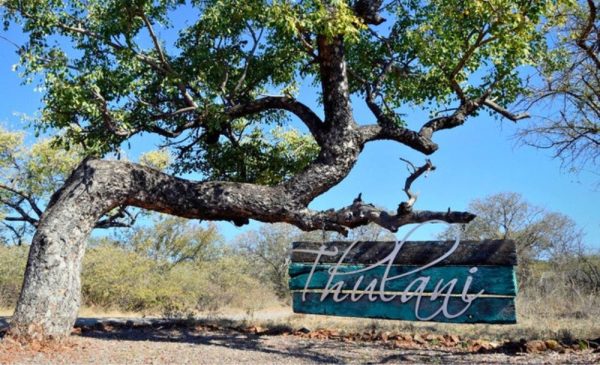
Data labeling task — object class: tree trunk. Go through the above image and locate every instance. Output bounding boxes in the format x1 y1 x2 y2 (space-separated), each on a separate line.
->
8 159 121 339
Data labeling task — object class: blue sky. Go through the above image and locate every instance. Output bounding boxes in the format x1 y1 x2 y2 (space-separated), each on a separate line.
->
0 17 598 249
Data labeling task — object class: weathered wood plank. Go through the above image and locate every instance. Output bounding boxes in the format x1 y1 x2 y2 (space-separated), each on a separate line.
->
291 240 516 266
292 292 516 324
288 264 517 296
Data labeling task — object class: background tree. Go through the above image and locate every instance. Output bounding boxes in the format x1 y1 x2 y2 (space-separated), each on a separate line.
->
237 221 396 299
0 126 174 245
237 223 299 299
517 0 599 175
439 192 585 285
0 0 568 339
124 215 221 267
0 127 85 245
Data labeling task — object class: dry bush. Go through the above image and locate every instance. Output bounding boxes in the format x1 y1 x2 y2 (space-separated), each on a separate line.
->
0 241 279 317
82 243 279 317
0 245 28 308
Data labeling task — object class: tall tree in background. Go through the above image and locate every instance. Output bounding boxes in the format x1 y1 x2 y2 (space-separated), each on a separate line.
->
518 0 599 175
440 192 585 285
237 223 298 299
0 0 567 339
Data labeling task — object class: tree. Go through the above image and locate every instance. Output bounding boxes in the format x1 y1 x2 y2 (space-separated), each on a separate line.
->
0 0 565 339
439 192 585 285
237 223 298 299
125 215 222 267
517 0 599 174
0 127 136 245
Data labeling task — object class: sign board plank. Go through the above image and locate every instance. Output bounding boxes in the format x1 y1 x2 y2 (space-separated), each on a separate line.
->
293 292 516 324
289 239 518 324
292 240 516 266
289 263 517 296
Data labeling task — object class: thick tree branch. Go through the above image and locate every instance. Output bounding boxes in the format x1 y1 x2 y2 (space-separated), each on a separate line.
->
317 35 353 127
418 100 480 140
227 96 325 143
359 124 439 154
51 159 474 237
146 96 325 143
353 0 386 25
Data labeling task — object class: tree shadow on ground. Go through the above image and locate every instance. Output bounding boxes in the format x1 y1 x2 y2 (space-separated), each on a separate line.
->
76 324 347 363
0 317 8 332
68 318 484 364
3 317 595 364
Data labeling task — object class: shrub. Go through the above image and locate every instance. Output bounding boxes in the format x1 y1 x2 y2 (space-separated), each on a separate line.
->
0 245 28 308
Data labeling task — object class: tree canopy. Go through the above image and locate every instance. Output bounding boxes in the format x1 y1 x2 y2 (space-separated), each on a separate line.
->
3 0 561 174
1 0 573 233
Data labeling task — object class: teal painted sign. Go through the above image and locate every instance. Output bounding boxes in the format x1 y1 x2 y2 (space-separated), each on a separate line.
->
289 226 518 324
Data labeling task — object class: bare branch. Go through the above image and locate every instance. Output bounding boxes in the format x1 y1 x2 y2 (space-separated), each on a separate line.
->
398 159 436 214
304 197 476 235
0 221 27 245
0 184 43 218
0 197 39 227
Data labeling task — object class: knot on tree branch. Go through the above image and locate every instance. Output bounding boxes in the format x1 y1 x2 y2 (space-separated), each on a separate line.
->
353 0 386 25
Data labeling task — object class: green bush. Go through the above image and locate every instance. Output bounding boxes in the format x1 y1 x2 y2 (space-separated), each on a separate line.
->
81 242 278 317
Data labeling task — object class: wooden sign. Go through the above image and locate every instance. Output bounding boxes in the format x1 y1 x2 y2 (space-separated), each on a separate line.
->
289 237 517 324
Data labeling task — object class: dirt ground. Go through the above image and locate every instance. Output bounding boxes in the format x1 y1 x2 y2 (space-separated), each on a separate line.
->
1 318 599 364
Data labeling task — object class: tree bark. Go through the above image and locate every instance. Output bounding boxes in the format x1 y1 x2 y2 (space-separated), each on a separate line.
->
9 159 122 339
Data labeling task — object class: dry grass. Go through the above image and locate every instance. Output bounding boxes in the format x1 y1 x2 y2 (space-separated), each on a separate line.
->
218 296 600 343
2 292 599 343
1 307 144 319
266 312 600 342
